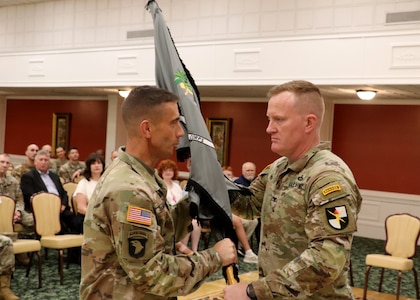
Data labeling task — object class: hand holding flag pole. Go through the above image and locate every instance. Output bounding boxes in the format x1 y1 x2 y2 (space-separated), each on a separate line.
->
146 0 239 284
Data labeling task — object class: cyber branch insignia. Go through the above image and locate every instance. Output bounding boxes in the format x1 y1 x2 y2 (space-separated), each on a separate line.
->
326 205 349 230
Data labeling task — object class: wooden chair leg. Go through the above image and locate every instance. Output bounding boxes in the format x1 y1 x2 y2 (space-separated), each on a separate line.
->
36 251 42 288
413 268 420 300
363 265 372 300
349 260 354 286
378 268 385 292
58 249 64 285
396 271 402 300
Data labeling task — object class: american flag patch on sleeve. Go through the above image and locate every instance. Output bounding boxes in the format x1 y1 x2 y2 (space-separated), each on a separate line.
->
126 206 152 226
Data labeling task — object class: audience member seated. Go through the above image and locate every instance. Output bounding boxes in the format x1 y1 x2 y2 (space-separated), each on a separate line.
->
0 153 35 265
157 159 201 253
20 150 75 234
232 214 258 264
73 152 105 234
234 161 256 187
110 149 118 162
11 143 39 182
59 146 85 183
53 146 68 173
222 165 235 181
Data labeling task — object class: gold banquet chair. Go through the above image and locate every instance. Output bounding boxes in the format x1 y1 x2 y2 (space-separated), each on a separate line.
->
363 213 420 300
30 192 83 285
62 182 78 215
0 195 42 288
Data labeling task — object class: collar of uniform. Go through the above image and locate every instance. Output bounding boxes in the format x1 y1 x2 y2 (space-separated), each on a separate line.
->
287 143 326 173
118 147 162 193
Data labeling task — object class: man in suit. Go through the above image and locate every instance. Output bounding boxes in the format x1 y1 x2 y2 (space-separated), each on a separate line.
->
20 149 74 234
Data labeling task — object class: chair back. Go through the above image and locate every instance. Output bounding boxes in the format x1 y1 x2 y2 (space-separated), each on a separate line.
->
0 195 15 232
385 213 420 259
63 182 77 214
31 192 62 236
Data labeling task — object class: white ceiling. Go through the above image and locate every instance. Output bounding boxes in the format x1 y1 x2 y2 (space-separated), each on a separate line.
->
0 0 49 7
1 0 419 102
1 84 420 102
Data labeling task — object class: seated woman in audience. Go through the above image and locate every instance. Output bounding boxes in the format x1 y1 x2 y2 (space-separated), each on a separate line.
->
73 152 105 233
157 159 201 254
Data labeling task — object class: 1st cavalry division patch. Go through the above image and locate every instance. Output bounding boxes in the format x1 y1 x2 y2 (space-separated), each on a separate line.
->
326 205 349 230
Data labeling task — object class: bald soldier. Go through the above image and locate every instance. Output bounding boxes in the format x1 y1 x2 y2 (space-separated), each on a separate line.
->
80 86 237 300
224 80 362 300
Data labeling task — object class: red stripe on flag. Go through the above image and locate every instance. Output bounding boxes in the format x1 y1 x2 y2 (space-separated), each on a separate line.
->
127 206 152 226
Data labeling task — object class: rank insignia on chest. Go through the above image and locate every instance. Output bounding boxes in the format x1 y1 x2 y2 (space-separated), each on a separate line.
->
326 205 349 230
127 206 152 226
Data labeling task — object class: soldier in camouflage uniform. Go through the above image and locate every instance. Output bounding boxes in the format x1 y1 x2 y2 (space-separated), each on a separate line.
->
11 144 39 182
80 86 237 300
0 235 19 300
52 146 68 174
0 153 34 232
224 80 362 300
59 147 85 183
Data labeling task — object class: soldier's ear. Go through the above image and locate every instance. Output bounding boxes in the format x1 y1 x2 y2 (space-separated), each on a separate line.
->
305 114 317 132
140 119 152 138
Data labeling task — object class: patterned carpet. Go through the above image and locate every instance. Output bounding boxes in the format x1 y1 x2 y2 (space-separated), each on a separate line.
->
10 236 420 299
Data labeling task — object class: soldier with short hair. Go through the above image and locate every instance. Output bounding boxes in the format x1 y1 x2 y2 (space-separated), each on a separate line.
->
224 80 362 300
80 86 237 299
59 147 85 183
0 153 34 265
11 144 39 182
0 235 19 300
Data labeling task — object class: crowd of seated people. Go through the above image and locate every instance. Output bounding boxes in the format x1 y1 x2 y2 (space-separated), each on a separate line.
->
1 143 261 299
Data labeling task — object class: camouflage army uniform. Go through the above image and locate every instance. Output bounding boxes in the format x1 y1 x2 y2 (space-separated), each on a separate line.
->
11 163 34 183
0 235 14 275
59 161 85 183
231 143 362 299
0 174 34 231
80 148 222 300
51 158 68 174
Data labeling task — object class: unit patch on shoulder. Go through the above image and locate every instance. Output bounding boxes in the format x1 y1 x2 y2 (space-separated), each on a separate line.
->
322 184 341 196
127 206 152 226
326 205 349 230
128 230 147 258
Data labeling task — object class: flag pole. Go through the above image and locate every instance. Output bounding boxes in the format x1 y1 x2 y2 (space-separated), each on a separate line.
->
146 0 239 285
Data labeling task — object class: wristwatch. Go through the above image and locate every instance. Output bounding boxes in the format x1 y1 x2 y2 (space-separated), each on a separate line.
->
246 283 257 300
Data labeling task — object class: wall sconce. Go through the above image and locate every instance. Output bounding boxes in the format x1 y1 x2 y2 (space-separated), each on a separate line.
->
118 90 131 98
356 90 377 101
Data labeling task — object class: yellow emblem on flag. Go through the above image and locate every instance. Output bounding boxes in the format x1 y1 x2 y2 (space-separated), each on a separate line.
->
322 184 341 196
126 206 152 226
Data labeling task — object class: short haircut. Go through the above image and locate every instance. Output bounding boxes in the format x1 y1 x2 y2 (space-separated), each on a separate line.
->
267 80 325 125
121 86 179 133
35 149 50 159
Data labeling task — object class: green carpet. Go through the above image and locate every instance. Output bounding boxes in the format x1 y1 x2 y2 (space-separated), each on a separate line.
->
10 236 420 299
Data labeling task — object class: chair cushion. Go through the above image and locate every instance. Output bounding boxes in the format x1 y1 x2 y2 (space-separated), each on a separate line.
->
366 254 413 270
13 239 42 253
40 234 83 249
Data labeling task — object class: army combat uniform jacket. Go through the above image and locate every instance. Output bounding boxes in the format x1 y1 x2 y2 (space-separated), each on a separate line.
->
80 148 222 300
232 143 362 299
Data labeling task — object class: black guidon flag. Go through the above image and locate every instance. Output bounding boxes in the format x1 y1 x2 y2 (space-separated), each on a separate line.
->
146 0 240 283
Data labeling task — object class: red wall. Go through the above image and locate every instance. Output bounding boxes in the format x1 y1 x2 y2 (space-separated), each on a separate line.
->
5 99 108 161
5 99 420 195
332 104 420 195
200 102 278 175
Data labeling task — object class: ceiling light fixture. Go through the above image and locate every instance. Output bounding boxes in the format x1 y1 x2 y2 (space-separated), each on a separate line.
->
118 90 131 98
356 90 377 101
